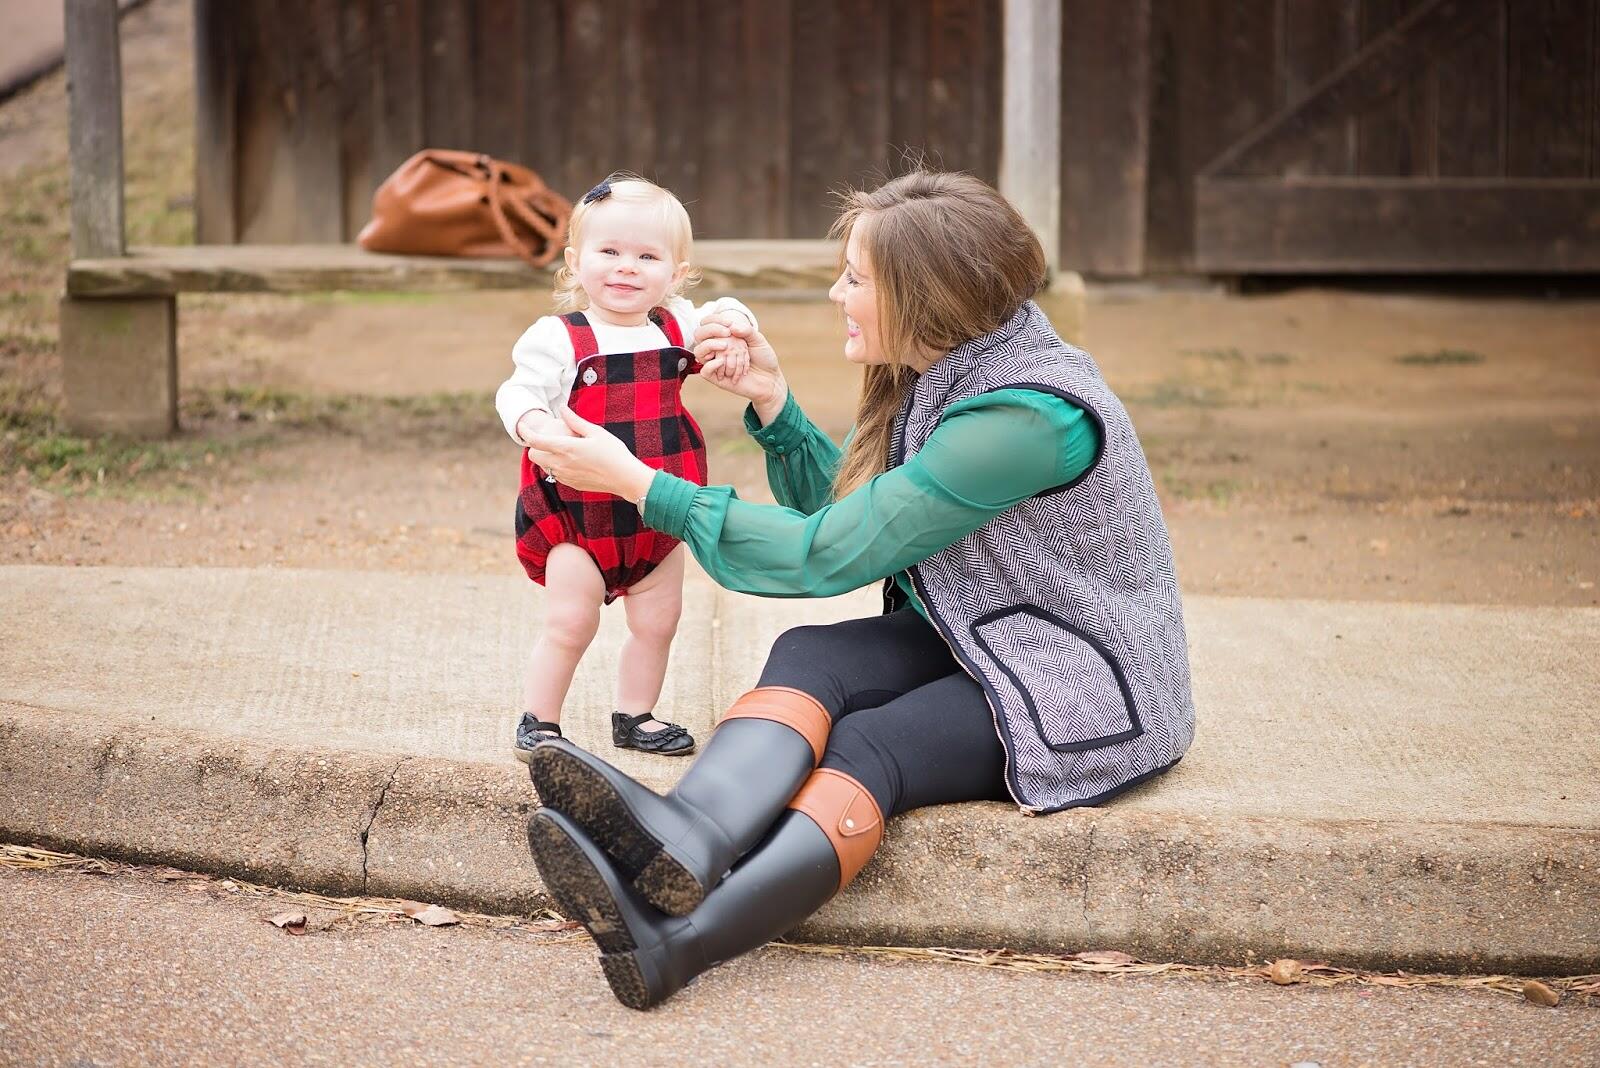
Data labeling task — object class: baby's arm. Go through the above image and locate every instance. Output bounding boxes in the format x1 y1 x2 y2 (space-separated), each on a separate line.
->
495 316 577 445
665 296 754 380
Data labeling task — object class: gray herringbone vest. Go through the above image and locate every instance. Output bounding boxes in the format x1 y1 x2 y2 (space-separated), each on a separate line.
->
891 301 1195 812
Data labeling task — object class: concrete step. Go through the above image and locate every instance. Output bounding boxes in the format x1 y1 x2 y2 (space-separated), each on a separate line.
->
3 564 1597 972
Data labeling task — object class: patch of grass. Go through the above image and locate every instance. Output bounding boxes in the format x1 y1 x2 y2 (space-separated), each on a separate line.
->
1254 351 1295 365
1181 346 1246 363
182 386 494 441
0 383 248 492
1125 379 1232 409
1395 348 1485 366
1157 470 1240 505
1 381 496 494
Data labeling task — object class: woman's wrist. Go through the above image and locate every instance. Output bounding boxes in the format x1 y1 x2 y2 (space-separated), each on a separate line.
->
623 463 657 509
751 378 790 428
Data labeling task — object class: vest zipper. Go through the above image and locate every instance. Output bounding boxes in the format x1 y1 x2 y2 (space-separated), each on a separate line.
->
904 562 1038 814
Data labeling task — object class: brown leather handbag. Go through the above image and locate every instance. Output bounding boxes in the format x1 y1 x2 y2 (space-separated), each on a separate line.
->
357 150 571 268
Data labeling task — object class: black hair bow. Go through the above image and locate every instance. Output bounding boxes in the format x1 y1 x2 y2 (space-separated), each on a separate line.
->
581 180 612 205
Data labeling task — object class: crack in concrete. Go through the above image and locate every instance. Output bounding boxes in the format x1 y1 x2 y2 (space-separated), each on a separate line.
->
1079 820 1098 934
360 758 404 893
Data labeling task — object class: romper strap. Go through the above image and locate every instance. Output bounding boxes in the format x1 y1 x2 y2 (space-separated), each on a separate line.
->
560 312 600 361
648 306 686 349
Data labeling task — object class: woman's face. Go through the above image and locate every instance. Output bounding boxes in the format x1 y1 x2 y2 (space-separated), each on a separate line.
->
828 224 884 366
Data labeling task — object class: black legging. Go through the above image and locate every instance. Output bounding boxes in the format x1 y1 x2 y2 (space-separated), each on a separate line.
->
756 609 1012 817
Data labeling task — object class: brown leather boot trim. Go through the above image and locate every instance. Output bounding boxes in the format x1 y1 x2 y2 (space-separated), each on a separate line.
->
717 686 830 765
786 768 884 891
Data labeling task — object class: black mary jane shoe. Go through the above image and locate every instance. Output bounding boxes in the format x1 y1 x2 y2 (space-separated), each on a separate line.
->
611 711 695 756
513 713 563 764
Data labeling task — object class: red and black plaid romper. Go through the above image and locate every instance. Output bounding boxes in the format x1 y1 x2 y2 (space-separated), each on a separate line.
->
514 308 707 603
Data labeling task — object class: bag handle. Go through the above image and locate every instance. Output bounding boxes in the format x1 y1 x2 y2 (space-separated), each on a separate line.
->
485 160 561 269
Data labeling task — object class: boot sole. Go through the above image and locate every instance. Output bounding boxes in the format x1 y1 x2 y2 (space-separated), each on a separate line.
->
528 744 707 916
526 812 655 1011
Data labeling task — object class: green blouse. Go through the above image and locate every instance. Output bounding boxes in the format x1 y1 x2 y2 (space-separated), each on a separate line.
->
643 388 1101 617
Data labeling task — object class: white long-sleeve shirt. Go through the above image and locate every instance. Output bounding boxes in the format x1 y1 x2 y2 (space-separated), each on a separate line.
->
494 295 757 445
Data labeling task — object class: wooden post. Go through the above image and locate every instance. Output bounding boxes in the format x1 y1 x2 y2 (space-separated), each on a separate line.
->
66 0 125 258
1000 0 1062 276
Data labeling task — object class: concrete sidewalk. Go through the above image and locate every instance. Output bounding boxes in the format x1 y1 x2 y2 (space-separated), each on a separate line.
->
3 564 1597 973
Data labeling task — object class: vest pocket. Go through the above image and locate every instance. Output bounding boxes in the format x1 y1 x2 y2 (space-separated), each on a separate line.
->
969 605 1143 753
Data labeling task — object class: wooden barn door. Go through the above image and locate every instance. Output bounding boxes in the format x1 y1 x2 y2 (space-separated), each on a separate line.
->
1194 0 1600 272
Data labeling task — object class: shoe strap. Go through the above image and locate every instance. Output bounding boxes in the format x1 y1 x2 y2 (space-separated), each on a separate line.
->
524 715 563 736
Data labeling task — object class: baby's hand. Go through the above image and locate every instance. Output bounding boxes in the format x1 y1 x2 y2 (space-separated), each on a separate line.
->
700 335 751 386
517 408 573 447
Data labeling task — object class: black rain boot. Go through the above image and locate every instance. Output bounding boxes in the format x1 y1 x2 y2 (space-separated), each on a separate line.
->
527 687 830 916
526 767 883 1010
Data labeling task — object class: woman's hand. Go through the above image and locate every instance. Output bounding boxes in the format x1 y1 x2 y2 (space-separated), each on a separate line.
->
694 315 788 424
526 407 657 503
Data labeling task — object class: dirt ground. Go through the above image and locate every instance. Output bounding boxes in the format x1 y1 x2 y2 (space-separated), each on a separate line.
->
2 0 1597 607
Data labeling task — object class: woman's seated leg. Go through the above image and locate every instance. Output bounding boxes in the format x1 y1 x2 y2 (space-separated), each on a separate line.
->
755 608 960 719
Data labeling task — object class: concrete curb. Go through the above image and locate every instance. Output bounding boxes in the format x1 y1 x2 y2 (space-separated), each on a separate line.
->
4 702 1595 974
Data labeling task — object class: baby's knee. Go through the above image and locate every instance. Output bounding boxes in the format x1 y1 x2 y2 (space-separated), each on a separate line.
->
542 601 600 650
626 597 682 647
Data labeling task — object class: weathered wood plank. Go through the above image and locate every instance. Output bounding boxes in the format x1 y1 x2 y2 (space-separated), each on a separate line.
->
1356 0 1419 176
235 0 344 242
66 242 843 297
1001 0 1064 271
66 0 124 258
423 0 475 149
790 1 892 237
698 1 792 238
340 0 377 241
1279 0 1358 176
561 0 616 195
473 0 524 162
925 0 1000 177
1201 0 1498 179
1435 0 1504 177
520 0 568 197
1060 0 1150 276
193 0 237 244
637 0 697 213
1195 177 1600 271
1507 0 1595 178
372 0 425 184
1145 0 1278 268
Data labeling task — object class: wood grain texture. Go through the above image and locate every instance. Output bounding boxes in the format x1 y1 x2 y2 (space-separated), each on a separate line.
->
65 0 124 258
65 241 841 297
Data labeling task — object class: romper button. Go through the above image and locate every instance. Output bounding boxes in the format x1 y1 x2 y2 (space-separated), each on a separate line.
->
582 368 598 386
844 819 855 829
677 357 688 373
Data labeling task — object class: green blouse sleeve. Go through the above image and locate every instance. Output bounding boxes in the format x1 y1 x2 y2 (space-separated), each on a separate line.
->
643 389 1100 599
739 391 843 515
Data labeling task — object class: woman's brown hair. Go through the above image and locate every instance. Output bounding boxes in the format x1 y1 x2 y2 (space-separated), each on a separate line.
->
830 171 1047 499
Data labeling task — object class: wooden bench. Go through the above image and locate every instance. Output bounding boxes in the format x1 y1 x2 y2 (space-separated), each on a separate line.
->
62 0 1074 438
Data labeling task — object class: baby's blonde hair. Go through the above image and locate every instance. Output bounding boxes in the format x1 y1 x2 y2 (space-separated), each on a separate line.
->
553 172 701 311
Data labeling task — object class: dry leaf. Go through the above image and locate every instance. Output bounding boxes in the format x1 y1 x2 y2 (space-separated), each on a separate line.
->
1072 950 1137 965
1269 959 1303 985
397 900 431 917
1522 980 1560 1007
268 910 308 935
412 905 460 927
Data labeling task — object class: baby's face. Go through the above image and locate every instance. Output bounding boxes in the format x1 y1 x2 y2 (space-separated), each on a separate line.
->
565 200 688 325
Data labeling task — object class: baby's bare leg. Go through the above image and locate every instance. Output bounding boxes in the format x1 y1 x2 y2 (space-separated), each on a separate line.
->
521 542 605 722
615 545 686 727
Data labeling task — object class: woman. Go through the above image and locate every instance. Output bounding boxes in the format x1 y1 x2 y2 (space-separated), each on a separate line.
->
523 171 1195 1010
